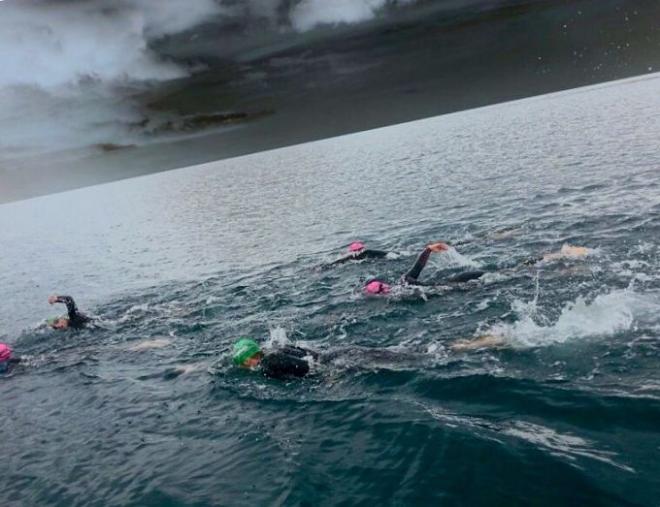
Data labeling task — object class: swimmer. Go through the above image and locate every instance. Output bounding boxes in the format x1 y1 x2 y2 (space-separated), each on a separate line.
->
233 338 319 380
328 241 390 266
363 242 486 295
522 244 591 267
540 244 590 262
47 294 91 329
232 338 427 379
231 336 500 380
0 343 22 373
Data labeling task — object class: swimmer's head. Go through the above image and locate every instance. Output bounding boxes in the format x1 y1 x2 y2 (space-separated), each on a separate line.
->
0 343 12 362
348 241 365 253
233 338 263 367
48 317 69 330
364 279 391 295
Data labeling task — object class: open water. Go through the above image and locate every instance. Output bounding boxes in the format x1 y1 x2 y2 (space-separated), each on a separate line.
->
1 74 660 506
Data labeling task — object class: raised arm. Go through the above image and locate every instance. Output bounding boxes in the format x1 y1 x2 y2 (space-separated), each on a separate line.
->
48 294 89 325
403 242 449 284
49 295 79 320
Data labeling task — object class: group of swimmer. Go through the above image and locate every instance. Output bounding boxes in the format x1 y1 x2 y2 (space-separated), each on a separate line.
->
230 240 591 379
0 239 590 379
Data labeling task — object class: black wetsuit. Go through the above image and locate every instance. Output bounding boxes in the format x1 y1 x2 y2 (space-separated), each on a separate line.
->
330 249 389 266
0 357 21 374
260 345 319 380
54 296 90 328
258 345 429 379
402 247 485 286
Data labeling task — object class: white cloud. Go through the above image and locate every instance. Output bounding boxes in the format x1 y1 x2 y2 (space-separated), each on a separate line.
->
290 0 418 32
0 0 222 90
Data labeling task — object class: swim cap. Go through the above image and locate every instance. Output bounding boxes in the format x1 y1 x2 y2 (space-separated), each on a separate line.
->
0 343 12 362
364 280 391 295
233 338 261 365
47 317 59 326
348 241 365 253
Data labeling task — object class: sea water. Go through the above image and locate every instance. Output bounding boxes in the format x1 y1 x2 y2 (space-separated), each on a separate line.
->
1 74 659 506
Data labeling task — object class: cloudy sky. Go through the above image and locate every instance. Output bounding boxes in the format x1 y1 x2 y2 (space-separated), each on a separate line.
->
1 0 658 202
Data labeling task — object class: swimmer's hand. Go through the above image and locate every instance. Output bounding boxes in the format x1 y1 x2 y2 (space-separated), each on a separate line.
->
428 242 450 253
48 295 58 305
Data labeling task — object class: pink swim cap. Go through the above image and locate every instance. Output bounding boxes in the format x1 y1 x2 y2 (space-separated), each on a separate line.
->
0 343 12 362
348 241 365 253
364 280 391 295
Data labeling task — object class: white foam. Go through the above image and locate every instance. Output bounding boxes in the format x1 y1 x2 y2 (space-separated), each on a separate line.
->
266 326 291 348
434 247 481 269
485 289 649 348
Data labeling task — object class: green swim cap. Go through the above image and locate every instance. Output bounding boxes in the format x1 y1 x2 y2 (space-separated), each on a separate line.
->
233 338 261 366
47 317 59 326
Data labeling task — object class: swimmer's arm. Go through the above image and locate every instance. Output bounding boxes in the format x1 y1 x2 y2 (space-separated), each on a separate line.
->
61 296 76 316
281 345 319 360
50 295 79 320
403 243 449 283
51 295 89 324
404 248 431 283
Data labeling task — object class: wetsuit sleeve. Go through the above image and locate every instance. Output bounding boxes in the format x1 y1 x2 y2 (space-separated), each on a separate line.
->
363 249 388 259
280 345 319 361
55 296 78 319
260 351 310 379
55 296 89 327
447 270 485 283
403 248 432 284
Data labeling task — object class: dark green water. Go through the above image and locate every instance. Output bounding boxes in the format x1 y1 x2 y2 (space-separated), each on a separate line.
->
1 75 660 506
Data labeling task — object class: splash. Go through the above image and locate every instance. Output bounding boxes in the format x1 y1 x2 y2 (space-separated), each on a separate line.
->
266 326 292 348
434 247 481 269
485 289 645 347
